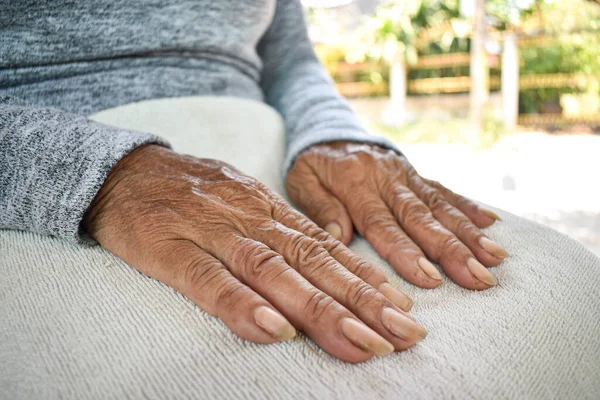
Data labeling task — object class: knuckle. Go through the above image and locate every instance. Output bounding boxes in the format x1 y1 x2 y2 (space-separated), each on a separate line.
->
400 201 431 226
363 219 395 242
216 283 246 318
436 236 462 260
183 256 220 291
426 191 447 212
325 240 347 256
292 236 331 271
182 258 225 316
345 281 381 310
456 218 474 233
326 241 386 284
237 242 282 280
361 208 391 233
289 233 309 256
310 226 331 242
247 253 281 279
282 210 322 237
348 256 386 284
253 217 275 231
303 291 337 324
271 199 290 218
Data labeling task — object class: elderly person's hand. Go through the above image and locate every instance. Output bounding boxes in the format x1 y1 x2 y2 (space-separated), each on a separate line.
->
286 142 508 291
84 144 426 363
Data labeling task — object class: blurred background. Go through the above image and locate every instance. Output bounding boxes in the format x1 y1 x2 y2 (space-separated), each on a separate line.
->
302 0 600 256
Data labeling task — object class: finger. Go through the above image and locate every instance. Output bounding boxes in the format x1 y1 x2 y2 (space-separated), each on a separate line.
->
408 175 508 265
204 232 396 363
149 240 295 344
343 191 445 289
286 162 353 245
423 178 501 228
250 221 427 350
273 203 413 311
381 182 498 290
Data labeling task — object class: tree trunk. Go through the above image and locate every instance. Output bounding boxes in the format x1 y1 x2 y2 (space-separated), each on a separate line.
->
384 53 407 126
469 0 488 143
502 31 519 130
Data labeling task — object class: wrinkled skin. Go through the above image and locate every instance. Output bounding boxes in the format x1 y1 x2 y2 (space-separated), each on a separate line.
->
85 144 428 364
286 142 507 291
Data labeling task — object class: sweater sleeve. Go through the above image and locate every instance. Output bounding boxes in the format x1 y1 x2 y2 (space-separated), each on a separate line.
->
0 96 170 244
257 0 401 175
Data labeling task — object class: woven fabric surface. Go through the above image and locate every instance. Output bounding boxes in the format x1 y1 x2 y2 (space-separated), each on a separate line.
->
2 97 599 399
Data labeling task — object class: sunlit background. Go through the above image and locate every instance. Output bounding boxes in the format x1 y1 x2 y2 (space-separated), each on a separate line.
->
303 0 600 255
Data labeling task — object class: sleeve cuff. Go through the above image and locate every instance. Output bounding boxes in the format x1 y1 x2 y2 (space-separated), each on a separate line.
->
283 129 402 177
72 128 171 244
0 101 171 245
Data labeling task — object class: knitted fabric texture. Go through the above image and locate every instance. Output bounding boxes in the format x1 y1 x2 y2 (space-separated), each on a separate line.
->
0 0 399 244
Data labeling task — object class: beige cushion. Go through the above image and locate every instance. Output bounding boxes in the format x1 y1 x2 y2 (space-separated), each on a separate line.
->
1 97 599 399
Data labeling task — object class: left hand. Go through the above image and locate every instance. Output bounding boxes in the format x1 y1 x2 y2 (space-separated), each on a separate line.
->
286 141 508 290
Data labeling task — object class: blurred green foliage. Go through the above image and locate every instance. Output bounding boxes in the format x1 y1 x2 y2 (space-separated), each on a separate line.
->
519 42 600 114
346 0 464 65
518 1 600 113
313 0 600 114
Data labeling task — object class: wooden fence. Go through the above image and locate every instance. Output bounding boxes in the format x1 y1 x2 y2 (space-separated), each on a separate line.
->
335 62 599 95
332 31 600 127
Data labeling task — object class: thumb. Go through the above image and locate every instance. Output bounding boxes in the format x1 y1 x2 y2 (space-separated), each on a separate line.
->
286 169 353 245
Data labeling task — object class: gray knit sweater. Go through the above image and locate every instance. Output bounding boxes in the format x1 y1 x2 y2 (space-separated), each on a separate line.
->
0 0 397 244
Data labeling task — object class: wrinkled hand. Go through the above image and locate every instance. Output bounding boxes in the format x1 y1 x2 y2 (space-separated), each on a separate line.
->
286 142 508 290
84 145 427 363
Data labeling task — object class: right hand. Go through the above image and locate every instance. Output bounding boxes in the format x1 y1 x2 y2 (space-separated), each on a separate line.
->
83 145 427 363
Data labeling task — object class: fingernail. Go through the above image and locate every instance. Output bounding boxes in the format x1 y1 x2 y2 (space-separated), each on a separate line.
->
466 258 498 286
479 207 502 222
479 237 509 259
340 318 394 357
379 282 413 312
381 308 427 341
324 222 342 241
254 306 296 341
417 257 443 281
